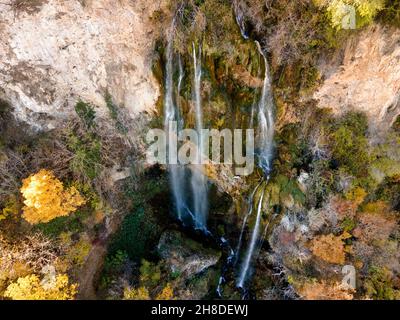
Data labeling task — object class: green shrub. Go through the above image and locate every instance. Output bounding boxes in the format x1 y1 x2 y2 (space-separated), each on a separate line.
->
364 266 400 300
105 93 128 134
67 131 102 180
139 259 161 288
378 1 400 27
341 217 356 232
75 101 96 129
329 112 371 177
108 207 161 261
34 213 85 238
103 250 130 273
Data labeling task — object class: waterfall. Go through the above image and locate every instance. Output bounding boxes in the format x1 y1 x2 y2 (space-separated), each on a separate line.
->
230 10 276 289
164 22 187 221
190 42 209 230
237 188 265 288
235 43 275 289
255 41 275 176
234 181 262 266
233 0 249 39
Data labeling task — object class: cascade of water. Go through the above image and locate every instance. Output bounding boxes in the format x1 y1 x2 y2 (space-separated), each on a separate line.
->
233 0 249 39
190 42 209 230
255 41 275 176
234 181 262 266
235 40 276 291
237 188 265 288
164 22 187 221
177 55 184 130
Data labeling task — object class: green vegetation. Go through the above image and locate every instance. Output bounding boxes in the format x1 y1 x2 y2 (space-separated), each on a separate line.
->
108 208 160 261
328 111 370 177
67 103 102 180
74 101 96 129
105 92 128 134
316 0 386 30
364 266 400 300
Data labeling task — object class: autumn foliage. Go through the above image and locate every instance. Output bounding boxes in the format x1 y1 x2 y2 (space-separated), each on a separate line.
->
4 273 77 300
310 233 347 265
155 283 174 300
298 280 354 300
20 169 85 224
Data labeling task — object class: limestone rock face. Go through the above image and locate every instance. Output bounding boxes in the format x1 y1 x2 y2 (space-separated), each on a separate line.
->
0 0 165 130
157 230 221 279
315 25 400 131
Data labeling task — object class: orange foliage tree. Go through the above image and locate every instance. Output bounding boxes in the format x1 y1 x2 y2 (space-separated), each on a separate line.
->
20 169 85 224
155 283 174 300
310 233 347 265
298 280 354 300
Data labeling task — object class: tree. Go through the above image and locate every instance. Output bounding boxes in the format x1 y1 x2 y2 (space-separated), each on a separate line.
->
123 286 150 300
310 233 347 264
20 169 85 224
298 280 354 300
316 0 386 30
4 273 77 300
155 283 174 300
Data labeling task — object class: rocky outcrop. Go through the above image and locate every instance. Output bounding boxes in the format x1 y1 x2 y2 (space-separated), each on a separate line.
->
157 230 221 279
0 0 166 130
315 25 400 131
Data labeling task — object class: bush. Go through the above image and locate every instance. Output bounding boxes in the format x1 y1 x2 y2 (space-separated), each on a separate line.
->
108 207 161 261
123 286 150 300
105 93 128 134
67 131 102 180
378 1 400 27
34 214 84 238
364 266 400 300
329 112 371 177
139 259 161 288
74 101 96 129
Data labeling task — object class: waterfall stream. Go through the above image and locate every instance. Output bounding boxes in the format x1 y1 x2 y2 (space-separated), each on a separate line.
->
232 5 276 291
255 41 275 177
234 42 276 290
163 27 209 231
190 42 209 230
237 188 265 288
164 23 187 222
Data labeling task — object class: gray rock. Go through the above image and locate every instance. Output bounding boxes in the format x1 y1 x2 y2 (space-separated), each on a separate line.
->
157 230 221 279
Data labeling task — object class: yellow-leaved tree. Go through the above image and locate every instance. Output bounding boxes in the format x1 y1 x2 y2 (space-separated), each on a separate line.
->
20 169 85 224
4 274 77 300
315 0 385 30
123 286 150 300
155 283 174 300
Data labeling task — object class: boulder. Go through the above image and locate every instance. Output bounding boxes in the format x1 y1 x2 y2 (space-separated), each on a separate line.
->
157 230 221 279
